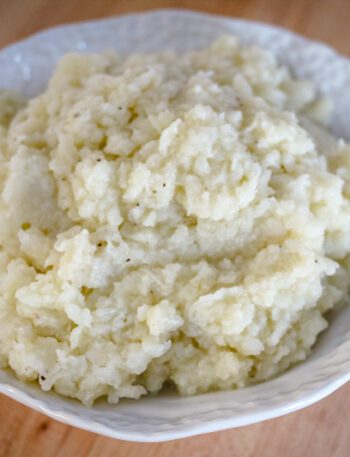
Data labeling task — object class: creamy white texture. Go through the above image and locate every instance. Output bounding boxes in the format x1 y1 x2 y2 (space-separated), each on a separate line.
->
0 36 349 405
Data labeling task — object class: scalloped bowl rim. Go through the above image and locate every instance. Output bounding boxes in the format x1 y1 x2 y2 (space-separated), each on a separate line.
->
0 9 349 442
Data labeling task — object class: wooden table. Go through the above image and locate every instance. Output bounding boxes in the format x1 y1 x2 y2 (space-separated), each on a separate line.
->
0 0 350 456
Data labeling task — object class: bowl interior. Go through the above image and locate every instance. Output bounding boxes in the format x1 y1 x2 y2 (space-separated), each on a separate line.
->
0 9 350 441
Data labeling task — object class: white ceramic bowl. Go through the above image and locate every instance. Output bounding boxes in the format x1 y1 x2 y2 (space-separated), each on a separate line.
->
1 9 350 442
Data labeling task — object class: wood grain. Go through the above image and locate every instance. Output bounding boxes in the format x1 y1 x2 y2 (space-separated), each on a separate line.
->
0 0 349 456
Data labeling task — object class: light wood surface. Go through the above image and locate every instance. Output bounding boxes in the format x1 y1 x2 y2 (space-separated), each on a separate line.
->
0 0 350 456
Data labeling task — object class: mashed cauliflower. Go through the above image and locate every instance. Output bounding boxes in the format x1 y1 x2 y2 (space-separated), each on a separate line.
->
0 36 350 405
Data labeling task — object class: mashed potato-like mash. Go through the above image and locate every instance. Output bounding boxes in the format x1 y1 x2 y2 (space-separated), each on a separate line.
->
0 36 350 405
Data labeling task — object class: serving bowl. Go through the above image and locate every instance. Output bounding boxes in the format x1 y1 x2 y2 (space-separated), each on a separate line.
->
0 9 350 442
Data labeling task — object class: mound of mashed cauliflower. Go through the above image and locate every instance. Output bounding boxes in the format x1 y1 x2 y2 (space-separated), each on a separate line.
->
0 36 350 406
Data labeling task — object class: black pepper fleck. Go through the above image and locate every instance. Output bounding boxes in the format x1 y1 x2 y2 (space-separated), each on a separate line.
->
40 375 46 381
126 258 131 262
